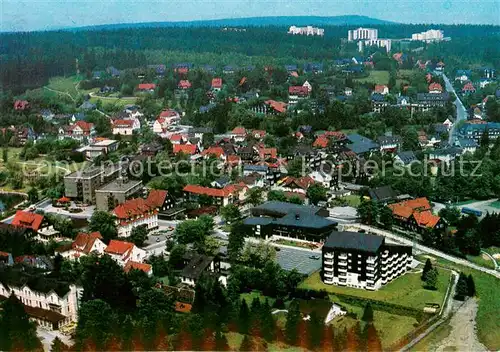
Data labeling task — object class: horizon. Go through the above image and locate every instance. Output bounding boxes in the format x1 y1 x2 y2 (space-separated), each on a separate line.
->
1 0 499 32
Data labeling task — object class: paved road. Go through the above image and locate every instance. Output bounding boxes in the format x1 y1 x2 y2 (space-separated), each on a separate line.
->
442 74 468 145
350 224 500 279
37 327 73 352
481 250 499 270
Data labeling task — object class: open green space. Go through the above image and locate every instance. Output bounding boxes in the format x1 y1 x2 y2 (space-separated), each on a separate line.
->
300 270 449 309
353 70 389 85
416 255 500 350
489 201 500 209
409 320 452 351
46 76 81 98
466 254 496 270
240 290 276 306
334 194 361 207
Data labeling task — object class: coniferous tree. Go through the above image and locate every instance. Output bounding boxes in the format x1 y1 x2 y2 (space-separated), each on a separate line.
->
467 274 476 297
320 324 335 352
364 323 383 352
0 295 41 351
260 299 276 342
308 311 323 350
362 302 374 322
421 258 433 281
238 299 250 334
284 300 301 345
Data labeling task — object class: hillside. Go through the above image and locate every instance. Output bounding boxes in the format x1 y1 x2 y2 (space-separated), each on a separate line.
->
68 15 396 31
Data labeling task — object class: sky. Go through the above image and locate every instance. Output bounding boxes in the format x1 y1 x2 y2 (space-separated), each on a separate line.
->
1 0 499 32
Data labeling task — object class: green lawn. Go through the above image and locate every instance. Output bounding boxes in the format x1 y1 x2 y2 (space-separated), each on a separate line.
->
300 270 449 309
489 201 500 209
46 76 81 98
466 254 496 270
342 195 361 207
89 96 138 109
240 291 276 306
418 256 500 350
483 246 500 257
409 320 452 351
354 70 390 85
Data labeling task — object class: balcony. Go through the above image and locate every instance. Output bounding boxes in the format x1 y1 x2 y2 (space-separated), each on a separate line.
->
324 252 334 259
366 272 375 278
324 259 334 266
324 272 333 278
367 256 377 264
324 265 333 272
339 253 348 260
338 261 347 266
382 252 389 259
338 267 347 273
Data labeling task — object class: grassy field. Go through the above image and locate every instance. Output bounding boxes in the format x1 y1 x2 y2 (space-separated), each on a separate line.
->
89 95 138 109
226 332 302 352
483 246 500 257
337 195 361 207
466 254 496 270
300 270 449 309
240 291 276 306
416 255 500 350
46 76 81 99
489 201 500 209
408 320 452 351
354 70 389 85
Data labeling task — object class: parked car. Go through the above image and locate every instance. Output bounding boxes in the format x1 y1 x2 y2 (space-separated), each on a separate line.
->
309 255 320 260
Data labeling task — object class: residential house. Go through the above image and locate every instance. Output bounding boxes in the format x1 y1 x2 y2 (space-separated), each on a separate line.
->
458 122 500 143
112 119 140 135
454 138 479 154
374 85 389 95
223 65 236 74
388 197 444 233
173 144 199 156
276 175 315 195
462 82 476 95
104 240 147 266
288 86 310 106
0 251 14 266
58 232 107 261
263 100 288 114
179 252 225 287
455 70 471 83
428 82 443 93
416 93 450 112
14 100 29 110
11 211 45 234
124 261 153 276
112 198 159 237
0 280 83 330
377 135 401 153
77 139 119 160
141 142 164 156
79 101 96 111
371 93 388 113
183 183 247 207
428 147 464 164
395 151 417 166
137 83 156 92
230 126 247 143
346 134 379 157
178 80 192 90
211 78 223 91
58 121 95 143
368 185 399 204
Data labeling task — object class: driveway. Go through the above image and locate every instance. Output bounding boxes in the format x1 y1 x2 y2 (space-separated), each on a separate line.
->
37 327 72 352
442 73 468 145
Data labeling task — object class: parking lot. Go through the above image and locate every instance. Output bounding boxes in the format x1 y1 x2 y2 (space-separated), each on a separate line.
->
275 247 322 274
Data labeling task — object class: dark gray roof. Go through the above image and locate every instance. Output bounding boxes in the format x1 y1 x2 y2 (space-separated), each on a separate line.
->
324 231 384 253
347 134 379 155
417 92 450 102
396 151 417 165
245 201 337 229
377 135 401 145
180 254 214 279
368 186 398 202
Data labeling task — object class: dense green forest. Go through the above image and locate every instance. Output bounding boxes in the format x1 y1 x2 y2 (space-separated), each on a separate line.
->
1 24 499 93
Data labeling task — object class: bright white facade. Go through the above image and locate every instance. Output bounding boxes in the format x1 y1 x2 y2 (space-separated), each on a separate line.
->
412 29 444 42
116 213 158 238
348 27 378 41
288 25 324 36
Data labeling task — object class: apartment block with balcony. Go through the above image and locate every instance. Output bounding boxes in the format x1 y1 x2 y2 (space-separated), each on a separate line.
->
95 177 143 211
64 163 122 204
322 231 412 290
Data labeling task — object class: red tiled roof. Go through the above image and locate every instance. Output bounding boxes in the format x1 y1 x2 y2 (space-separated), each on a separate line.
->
105 240 134 255
178 80 191 89
231 126 247 135
290 71 299 78
280 176 315 190
313 136 329 148
211 78 222 88
429 82 443 92
288 86 309 96
175 301 192 313
176 67 189 74
257 147 277 159
57 196 71 203
374 85 388 93
239 77 247 86
113 198 152 220
412 211 441 229
14 100 29 110
0 251 10 257
72 232 103 254
388 197 433 220
137 83 156 90
124 261 152 274
183 184 231 198
226 154 241 166
202 146 225 158
112 119 134 128
169 134 185 142
173 144 198 155
462 82 476 92
265 100 287 113
12 211 44 231
159 109 179 118
68 120 94 134
146 189 168 208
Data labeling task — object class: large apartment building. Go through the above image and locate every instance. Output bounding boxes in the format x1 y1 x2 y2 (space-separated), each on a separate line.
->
411 29 444 42
0 280 82 330
322 231 412 290
63 164 122 204
348 27 378 41
95 177 143 211
244 201 338 242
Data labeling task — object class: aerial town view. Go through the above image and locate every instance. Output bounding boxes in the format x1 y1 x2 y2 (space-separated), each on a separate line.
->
0 0 499 351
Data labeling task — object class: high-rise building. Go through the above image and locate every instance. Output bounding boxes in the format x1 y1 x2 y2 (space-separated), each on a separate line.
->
288 25 325 36
348 27 378 41
322 231 412 290
411 29 444 42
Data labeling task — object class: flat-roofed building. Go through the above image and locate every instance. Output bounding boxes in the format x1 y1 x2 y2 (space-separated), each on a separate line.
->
95 177 143 211
322 231 412 290
63 164 122 204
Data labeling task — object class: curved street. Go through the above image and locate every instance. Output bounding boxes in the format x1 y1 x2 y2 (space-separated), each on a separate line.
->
442 73 468 145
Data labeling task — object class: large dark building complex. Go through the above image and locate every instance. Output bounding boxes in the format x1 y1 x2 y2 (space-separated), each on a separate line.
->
243 201 338 242
322 231 412 290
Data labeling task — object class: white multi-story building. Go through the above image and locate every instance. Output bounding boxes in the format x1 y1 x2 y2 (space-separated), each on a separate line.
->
104 239 147 266
358 39 392 53
322 231 412 290
57 232 107 260
348 27 378 41
412 29 444 42
288 25 325 36
0 282 83 330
